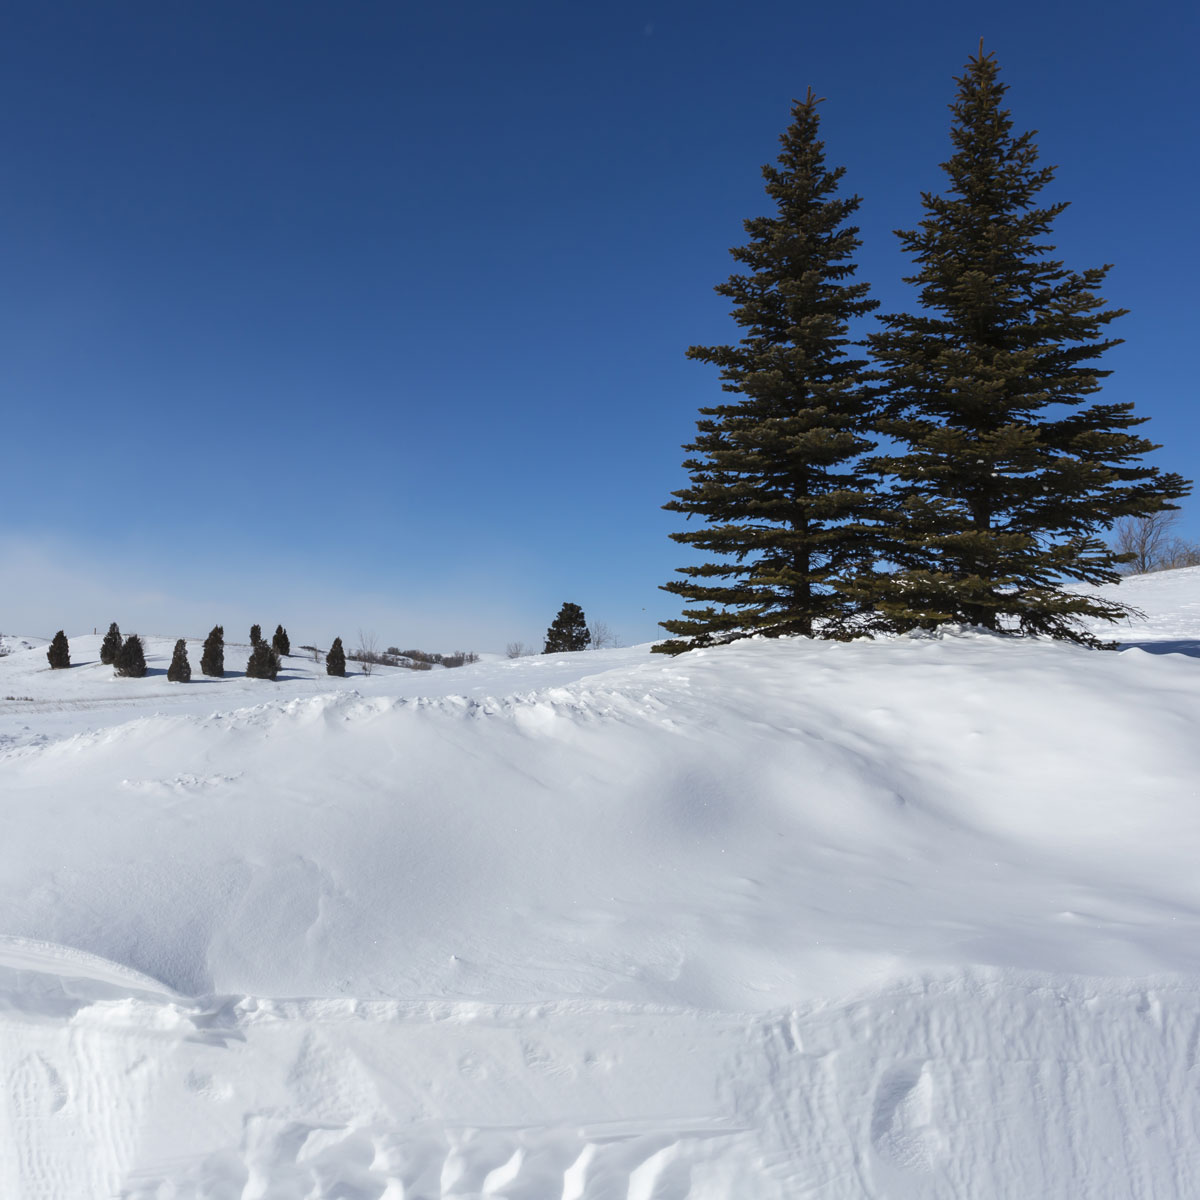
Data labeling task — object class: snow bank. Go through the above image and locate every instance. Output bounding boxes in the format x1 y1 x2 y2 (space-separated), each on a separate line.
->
2 571 1199 1194
3 632 1199 1006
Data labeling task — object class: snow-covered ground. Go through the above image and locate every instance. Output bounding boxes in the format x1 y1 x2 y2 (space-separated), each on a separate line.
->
2 571 1199 1197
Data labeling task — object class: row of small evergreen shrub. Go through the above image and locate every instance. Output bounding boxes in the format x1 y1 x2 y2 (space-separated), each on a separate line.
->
39 626 479 681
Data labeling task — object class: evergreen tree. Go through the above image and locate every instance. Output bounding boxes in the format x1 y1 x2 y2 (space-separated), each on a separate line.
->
115 634 146 678
200 625 224 677
859 45 1189 644
656 90 880 654
272 624 290 656
245 640 280 680
100 622 122 666
326 636 346 677
46 630 70 669
249 624 263 646
543 602 591 653
167 638 191 682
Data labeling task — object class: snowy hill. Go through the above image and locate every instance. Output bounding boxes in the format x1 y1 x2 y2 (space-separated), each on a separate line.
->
2 572 1200 1196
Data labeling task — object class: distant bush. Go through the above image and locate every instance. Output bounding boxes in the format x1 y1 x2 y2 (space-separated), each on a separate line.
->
167 638 191 683
398 648 479 669
342 645 479 671
201 625 225 677
326 636 347 677
272 625 290 656
47 631 70 669
401 648 438 665
115 634 146 678
100 622 122 665
246 641 280 680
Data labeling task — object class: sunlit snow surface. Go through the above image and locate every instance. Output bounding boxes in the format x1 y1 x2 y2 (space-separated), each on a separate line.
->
1 572 1199 1197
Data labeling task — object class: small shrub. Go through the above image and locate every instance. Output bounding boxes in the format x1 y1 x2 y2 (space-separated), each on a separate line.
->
245 641 280 680
100 622 122 665
47 631 70 669
272 625 290 656
167 639 191 682
201 625 225 677
115 634 146 678
326 636 347 677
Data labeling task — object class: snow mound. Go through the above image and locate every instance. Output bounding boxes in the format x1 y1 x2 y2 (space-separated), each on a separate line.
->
3 635 1200 1005
2 582 1200 1194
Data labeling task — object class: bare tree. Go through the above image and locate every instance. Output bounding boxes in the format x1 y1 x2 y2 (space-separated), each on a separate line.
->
356 629 379 675
1160 539 1200 571
588 620 616 650
506 641 533 659
1113 512 1200 574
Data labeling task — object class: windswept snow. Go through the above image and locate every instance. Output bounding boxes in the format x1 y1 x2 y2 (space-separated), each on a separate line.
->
2 570 1200 1196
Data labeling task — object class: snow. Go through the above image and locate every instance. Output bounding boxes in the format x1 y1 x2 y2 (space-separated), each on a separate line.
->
2 571 1199 1196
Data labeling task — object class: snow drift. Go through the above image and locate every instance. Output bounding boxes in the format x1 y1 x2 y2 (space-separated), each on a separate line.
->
2 569 1199 1196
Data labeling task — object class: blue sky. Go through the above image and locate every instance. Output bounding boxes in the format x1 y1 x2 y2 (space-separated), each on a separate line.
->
3 0 1196 650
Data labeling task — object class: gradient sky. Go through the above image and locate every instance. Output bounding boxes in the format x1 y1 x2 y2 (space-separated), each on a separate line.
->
3 0 1196 651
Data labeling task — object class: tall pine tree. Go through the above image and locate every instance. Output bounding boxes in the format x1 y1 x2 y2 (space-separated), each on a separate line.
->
656 90 879 654
860 45 1189 644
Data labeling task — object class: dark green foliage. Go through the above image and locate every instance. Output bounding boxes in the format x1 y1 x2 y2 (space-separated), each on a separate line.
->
857 47 1189 644
200 625 224 677
46 630 70 669
326 636 346 677
115 634 146 678
656 91 880 654
245 640 280 680
272 625 290 656
100 622 122 666
543 602 591 653
249 624 263 647
167 638 191 683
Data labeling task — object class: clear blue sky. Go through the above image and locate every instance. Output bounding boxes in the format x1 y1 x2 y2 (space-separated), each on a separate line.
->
3 0 1196 650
